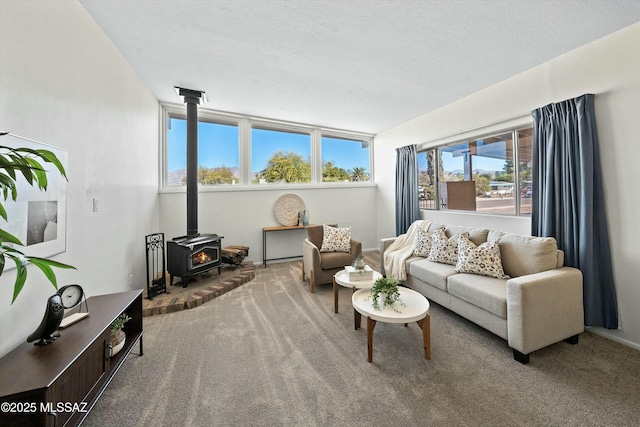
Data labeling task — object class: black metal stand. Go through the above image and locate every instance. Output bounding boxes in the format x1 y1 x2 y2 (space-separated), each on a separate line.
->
145 233 168 299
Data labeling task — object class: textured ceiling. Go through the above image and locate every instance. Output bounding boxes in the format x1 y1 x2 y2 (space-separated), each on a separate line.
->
79 0 640 134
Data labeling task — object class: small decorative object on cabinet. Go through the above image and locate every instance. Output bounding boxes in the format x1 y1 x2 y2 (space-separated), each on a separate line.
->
109 313 131 357
27 284 87 345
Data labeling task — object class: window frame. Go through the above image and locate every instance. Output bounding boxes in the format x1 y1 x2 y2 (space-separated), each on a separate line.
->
417 118 533 217
160 103 375 192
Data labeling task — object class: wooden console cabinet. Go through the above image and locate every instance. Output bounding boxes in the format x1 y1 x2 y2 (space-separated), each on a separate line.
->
0 290 143 427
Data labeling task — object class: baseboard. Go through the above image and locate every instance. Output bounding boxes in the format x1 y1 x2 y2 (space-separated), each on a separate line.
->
587 327 640 351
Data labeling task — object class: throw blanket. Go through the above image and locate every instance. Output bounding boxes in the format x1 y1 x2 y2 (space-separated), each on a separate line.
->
383 220 432 281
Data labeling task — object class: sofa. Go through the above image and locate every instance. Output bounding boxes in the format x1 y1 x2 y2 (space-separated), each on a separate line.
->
380 221 584 364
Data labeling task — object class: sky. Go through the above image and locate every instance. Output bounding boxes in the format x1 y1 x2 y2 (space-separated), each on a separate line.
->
167 119 370 174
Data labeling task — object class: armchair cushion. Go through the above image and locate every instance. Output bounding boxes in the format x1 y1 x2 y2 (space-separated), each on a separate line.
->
320 251 356 270
319 225 351 253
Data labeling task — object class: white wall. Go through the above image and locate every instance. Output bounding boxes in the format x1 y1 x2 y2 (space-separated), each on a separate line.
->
0 1 160 357
159 185 378 266
375 23 640 349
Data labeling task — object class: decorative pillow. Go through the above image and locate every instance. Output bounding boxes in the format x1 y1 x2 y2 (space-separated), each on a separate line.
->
428 228 467 265
413 227 432 257
455 234 509 279
319 225 351 253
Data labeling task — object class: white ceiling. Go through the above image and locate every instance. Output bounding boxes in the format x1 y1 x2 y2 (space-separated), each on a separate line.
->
79 0 640 134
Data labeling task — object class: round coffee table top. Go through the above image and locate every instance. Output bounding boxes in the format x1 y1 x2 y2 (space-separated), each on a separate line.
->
352 287 429 323
334 269 383 290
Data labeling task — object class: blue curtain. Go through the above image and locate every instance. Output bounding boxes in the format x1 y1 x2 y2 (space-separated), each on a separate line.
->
531 94 618 329
395 144 421 235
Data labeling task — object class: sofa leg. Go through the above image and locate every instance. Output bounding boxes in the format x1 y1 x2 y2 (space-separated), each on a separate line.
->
512 349 530 364
564 334 579 345
301 261 305 281
309 271 314 293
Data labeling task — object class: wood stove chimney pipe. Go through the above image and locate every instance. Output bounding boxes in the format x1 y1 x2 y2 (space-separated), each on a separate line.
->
175 87 206 238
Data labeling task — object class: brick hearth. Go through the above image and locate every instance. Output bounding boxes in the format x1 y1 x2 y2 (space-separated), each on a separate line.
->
142 262 255 317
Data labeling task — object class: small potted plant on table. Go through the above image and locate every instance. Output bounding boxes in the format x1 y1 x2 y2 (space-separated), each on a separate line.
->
370 277 404 311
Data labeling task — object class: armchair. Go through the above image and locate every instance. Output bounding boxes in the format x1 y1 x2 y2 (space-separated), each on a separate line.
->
302 225 362 293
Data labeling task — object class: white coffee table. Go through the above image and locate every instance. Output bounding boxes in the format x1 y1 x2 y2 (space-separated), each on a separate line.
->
352 287 431 363
333 268 383 315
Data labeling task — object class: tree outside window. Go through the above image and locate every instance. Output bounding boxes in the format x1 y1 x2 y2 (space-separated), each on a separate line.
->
251 128 311 184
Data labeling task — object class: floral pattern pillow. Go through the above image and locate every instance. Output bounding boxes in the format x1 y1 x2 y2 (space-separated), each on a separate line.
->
455 234 509 279
319 225 351 253
428 228 467 265
413 227 432 257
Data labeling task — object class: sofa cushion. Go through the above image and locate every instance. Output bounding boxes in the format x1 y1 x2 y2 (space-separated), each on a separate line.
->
320 225 351 253
413 228 432 257
320 251 353 270
428 228 467 265
409 258 458 291
429 223 489 246
487 231 559 277
455 235 509 279
448 274 508 319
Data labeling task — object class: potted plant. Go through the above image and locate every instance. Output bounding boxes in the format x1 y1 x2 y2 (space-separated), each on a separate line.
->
370 277 404 311
109 313 131 357
352 253 365 270
0 133 75 303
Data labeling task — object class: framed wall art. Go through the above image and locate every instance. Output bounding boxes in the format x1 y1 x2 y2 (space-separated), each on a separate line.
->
0 133 68 266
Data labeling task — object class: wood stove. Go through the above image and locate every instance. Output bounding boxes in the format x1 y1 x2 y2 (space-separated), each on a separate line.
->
167 233 223 287
166 87 223 287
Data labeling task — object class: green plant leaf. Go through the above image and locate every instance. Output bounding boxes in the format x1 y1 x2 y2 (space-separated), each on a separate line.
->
0 201 6 221
0 228 24 245
25 157 47 190
0 156 17 180
27 256 75 270
0 252 4 276
36 149 68 179
9 253 28 304
0 173 17 201
27 258 58 289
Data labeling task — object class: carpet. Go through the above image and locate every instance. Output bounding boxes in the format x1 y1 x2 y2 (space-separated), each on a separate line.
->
85 256 640 426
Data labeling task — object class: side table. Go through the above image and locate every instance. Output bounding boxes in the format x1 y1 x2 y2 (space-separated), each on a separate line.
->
333 269 383 319
352 287 430 363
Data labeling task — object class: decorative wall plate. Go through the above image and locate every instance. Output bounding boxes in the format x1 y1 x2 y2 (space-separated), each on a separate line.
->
273 193 305 226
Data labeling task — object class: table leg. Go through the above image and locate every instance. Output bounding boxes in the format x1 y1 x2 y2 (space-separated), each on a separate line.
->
333 278 339 313
367 317 377 363
417 313 431 360
262 229 267 268
354 309 361 330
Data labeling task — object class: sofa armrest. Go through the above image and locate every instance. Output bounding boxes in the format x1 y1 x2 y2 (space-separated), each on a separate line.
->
379 237 396 276
506 267 584 354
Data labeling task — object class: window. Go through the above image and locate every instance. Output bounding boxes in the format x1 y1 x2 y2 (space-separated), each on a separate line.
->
517 128 533 216
417 150 437 209
166 114 239 186
162 104 374 189
321 136 371 182
251 127 311 184
418 125 532 216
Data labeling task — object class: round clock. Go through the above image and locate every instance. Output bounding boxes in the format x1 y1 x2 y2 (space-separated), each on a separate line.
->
58 284 84 309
